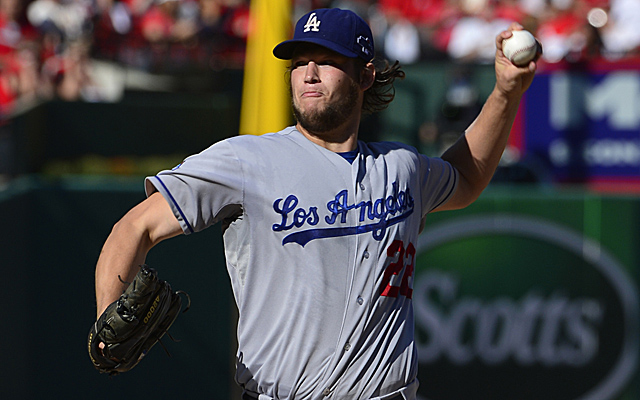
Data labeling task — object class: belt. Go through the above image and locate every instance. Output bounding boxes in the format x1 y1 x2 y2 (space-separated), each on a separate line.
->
242 393 404 400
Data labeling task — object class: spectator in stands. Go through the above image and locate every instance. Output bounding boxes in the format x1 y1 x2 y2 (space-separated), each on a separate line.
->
2 0 640 114
377 0 459 61
535 0 590 62
446 0 514 63
598 0 640 59
215 0 249 67
26 0 92 44
494 0 529 22
0 0 37 48
0 0 41 115
140 0 197 44
196 0 249 69
41 38 100 101
196 0 224 42
383 14 421 64
91 0 134 61
138 0 199 70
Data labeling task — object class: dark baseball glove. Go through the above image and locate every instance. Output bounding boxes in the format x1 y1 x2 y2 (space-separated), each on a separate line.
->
87 265 190 375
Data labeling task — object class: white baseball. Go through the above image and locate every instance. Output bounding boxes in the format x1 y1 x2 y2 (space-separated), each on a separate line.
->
502 30 538 67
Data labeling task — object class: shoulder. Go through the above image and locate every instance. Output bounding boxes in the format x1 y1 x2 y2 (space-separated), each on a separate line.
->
191 126 304 165
360 140 453 176
223 126 299 148
360 140 422 160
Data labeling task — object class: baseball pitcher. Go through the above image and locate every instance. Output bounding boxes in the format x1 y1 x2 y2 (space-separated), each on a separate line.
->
89 7 539 400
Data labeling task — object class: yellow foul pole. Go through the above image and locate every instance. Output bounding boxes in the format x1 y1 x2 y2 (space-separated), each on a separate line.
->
239 0 292 135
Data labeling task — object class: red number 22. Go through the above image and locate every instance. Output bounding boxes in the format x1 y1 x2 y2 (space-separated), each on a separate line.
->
379 240 415 299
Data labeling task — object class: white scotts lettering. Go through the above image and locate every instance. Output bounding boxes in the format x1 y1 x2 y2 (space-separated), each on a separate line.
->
303 13 321 32
414 272 603 367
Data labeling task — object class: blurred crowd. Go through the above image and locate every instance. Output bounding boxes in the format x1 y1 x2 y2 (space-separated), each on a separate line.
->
0 0 251 116
0 0 639 117
345 0 640 65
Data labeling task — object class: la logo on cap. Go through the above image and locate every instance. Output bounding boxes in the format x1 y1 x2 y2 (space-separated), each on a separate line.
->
303 12 321 32
272 8 375 62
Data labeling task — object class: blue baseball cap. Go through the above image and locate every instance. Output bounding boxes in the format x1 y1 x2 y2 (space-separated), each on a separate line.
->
273 8 375 62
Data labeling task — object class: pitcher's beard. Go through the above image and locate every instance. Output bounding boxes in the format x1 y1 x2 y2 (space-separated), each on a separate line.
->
292 80 360 136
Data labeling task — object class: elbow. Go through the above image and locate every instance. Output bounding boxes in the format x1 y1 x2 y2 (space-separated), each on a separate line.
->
445 174 486 210
454 188 483 210
464 187 485 207
110 212 155 252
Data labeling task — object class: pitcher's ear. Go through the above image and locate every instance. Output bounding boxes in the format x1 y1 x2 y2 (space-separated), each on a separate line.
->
361 62 375 91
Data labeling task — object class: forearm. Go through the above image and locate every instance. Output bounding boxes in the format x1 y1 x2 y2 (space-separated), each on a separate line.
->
438 24 538 211
95 217 154 318
449 87 521 189
94 192 183 317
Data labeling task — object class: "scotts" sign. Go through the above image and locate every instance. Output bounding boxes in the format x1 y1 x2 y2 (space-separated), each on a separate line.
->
414 214 639 400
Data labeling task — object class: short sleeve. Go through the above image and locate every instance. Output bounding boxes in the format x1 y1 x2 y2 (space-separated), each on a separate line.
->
419 155 458 215
145 139 244 234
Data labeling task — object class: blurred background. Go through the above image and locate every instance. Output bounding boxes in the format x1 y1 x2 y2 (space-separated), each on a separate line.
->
1 0 640 399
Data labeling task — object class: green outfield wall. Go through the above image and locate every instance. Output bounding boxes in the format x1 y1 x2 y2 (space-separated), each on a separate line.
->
413 187 640 400
0 176 236 400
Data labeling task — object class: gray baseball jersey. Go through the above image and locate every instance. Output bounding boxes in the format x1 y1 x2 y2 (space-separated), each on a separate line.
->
145 126 458 400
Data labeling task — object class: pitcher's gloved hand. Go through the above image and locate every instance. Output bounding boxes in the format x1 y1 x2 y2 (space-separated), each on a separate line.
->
88 265 189 375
